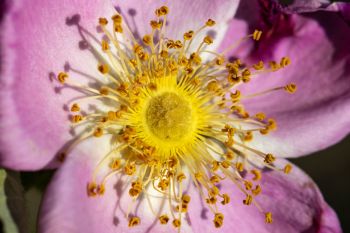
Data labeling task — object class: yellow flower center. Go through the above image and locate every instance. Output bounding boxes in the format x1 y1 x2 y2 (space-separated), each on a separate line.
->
145 91 193 141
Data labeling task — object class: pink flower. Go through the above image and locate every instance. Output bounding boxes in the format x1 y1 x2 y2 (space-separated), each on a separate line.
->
1 0 348 232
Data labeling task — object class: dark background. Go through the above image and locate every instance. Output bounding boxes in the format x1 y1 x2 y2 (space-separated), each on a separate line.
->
292 135 350 232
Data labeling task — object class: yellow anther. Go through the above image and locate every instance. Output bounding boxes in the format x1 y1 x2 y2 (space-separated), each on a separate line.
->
176 203 188 213
157 179 169 191
70 103 80 112
168 156 178 168
111 14 122 24
252 30 262 41
211 161 220 171
242 68 251 83
215 57 225 65
115 109 124 118
190 52 201 65
174 40 183 49
244 180 253 190
221 160 231 169
98 17 108 26
284 83 297 94
120 105 128 112
129 59 137 67
230 90 241 102
210 175 220 184
181 194 191 204
114 24 123 33
98 64 110 74
221 194 230 205
155 6 169 16
225 151 235 160
280 56 291 67
128 217 140 227
225 137 234 147
253 61 264 70
243 194 253 205
206 196 217 204
251 169 262 181
57 72 68 84
269 61 280 71
267 118 277 130
207 80 220 92
264 153 276 164
252 184 262 196
243 131 253 141
177 173 186 182
265 212 273 224
172 219 181 228
133 44 143 54
159 215 169 224
255 112 266 121
227 73 240 85
107 111 117 121
203 35 213 45
99 87 109 95
259 127 270 135
138 52 149 61
124 162 136 175
129 187 141 197
96 184 105 195
209 186 220 196
206 19 216 27
142 34 152 45
93 128 103 137
183 30 194 40
87 182 97 197
150 20 162 30
109 159 121 170
160 50 168 58
236 162 244 172
226 62 239 74
71 114 83 123
101 40 109 51
284 164 292 174
148 82 157 91
213 213 224 228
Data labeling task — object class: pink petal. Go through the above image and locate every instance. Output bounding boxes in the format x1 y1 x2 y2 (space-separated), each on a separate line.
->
39 138 341 233
113 0 240 51
225 4 350 157
38 137 193 233
0 0 115 170
188 159 342 233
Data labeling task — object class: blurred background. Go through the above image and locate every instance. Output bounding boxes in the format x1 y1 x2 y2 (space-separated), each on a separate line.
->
1 135 349 233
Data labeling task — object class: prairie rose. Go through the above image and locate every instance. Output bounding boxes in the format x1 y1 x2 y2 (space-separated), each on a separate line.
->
1 0 348 233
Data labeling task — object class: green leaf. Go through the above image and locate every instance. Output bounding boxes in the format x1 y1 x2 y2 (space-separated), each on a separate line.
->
0 169 27 233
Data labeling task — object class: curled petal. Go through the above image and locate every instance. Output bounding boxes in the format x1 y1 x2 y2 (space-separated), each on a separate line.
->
230 5 350 157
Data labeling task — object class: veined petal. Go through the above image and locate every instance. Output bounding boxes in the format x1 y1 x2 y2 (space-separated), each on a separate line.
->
231 6 350 158
0 0 115 170
187 159 342 233
39 138 341 233
113 0 240 52
38 136 193 233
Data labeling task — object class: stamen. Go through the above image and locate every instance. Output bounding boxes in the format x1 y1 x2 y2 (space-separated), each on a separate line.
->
59 5 297 231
